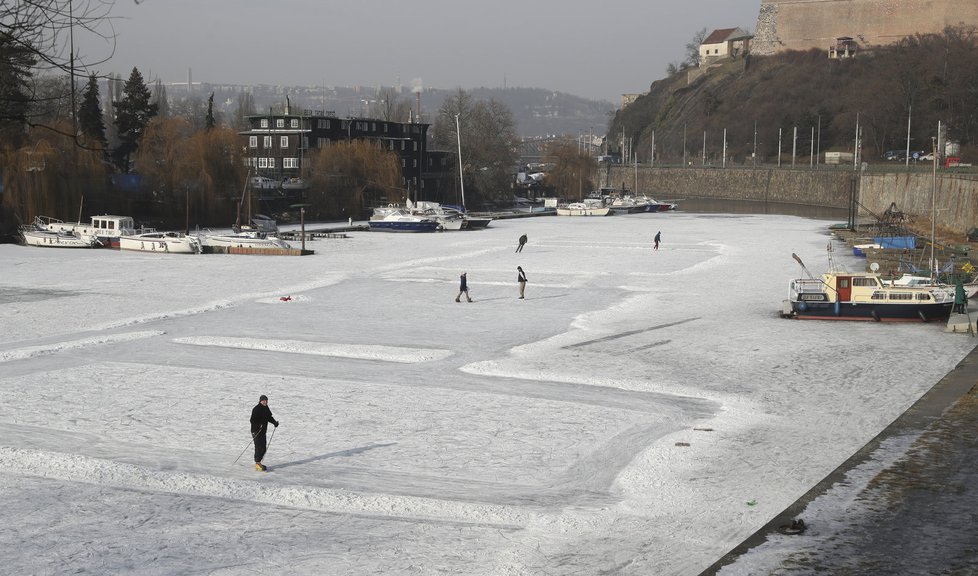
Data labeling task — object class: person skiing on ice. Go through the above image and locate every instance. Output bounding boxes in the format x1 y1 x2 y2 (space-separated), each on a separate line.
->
250 394 279 471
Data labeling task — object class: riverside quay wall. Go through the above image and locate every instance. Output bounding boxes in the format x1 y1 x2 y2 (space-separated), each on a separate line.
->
604 166 978 235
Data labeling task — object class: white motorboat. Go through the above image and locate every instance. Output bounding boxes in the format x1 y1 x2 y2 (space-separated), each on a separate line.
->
368 207 439 232
557 200 611 217
406 200 466 230
33 214 146 248
199 231 292 249
21 227 97 248
119 231 201 254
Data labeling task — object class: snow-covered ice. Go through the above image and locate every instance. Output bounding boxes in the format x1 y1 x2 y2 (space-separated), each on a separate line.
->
0 213 973 575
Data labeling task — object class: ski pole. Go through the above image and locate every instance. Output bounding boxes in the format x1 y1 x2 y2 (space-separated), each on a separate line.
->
265 426 277 453
231 432 258 466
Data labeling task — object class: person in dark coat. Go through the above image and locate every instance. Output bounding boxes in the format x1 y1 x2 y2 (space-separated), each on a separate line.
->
250 394 279 471
517 266 527 299
516 234 527 253
456 271 473 302
654 231 661 250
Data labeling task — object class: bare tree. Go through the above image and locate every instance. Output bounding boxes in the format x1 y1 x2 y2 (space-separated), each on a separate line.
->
1 0 121 138
684 28 708 68
433 89 520 206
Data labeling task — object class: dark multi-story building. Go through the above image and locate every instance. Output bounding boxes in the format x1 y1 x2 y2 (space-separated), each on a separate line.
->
239 105 457 204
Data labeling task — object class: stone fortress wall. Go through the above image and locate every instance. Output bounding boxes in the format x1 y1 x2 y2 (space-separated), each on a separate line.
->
604 165 978 235
752 0 978 55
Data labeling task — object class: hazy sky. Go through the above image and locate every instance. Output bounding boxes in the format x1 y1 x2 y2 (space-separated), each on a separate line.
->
75 0 760 103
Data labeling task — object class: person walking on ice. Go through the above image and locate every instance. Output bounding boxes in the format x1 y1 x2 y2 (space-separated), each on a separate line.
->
250 394 279 471
516 234 527 253
456 271 473 302
517 266 527 299
654 231 661 250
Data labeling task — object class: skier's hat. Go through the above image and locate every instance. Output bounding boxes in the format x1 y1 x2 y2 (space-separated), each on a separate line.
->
259 394 268 402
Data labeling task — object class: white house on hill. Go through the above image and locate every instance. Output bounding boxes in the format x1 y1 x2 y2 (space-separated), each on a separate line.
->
699 28 752 63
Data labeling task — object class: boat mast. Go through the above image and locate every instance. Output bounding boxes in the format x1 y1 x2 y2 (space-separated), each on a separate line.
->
931 133 937 282
455 113 465 211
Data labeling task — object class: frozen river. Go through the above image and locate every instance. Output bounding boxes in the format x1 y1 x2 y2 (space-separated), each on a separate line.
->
0 211 972 575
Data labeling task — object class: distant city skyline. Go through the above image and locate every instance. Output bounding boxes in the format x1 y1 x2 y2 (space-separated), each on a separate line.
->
75 0 760 103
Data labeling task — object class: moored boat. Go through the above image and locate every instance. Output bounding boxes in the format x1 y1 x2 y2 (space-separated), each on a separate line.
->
556 200 611 217
35 214 143 248
21 228 98 248
119 231 201 254
200 231 292 249
368 207 439 232
406 200 466 230
784 253 953 321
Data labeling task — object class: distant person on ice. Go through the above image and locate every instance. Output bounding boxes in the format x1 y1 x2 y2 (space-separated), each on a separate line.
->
250 394 279 471
456 271 473 302
517 266 527 299
516 234 527 253
654 231 661 250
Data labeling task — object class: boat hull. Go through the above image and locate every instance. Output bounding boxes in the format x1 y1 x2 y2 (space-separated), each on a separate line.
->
119 233 200 254
22 231 95 248
789 299 953 321
556 207 611 216
368 220 440 232
201 234 291 249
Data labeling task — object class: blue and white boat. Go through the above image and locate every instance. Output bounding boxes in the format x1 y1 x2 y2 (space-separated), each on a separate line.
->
783 253 954 322
368 207 439 232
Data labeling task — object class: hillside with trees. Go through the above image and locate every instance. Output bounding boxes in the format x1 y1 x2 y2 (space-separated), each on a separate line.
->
608 26 978 166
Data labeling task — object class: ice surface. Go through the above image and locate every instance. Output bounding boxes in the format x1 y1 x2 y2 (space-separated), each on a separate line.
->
0 213 972 575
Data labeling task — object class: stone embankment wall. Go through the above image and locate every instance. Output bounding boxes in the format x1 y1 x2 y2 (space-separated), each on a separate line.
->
604 166 978 234
752 0 978 56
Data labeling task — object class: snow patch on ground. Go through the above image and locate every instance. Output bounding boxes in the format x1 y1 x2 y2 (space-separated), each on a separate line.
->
0 330 164 363
173 336 453 363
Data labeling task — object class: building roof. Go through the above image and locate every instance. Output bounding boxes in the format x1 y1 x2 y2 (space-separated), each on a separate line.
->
702 28 751 45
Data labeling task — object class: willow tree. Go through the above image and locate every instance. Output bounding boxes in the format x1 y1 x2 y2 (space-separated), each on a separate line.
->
1 122 108 223
187 125 247 226
544 142 598 201
306 140 403 220
134 116 194 223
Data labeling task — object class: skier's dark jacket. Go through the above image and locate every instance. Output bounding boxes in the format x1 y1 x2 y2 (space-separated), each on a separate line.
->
250 403 278 436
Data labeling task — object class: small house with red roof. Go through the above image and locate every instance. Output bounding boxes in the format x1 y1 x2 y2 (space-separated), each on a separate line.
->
698 28 752 63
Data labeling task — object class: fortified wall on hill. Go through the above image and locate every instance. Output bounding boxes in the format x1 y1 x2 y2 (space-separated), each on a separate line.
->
752 0 978 55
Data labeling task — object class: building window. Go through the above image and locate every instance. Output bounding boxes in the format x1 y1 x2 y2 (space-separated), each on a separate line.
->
290 119 299 128
283 158 298 169
249 136 257 148
280 136 289 148
259 158 268 168
268 158 276 168
276 119 284 128
413 142 418 151
260 119 269 128
263 136 272 148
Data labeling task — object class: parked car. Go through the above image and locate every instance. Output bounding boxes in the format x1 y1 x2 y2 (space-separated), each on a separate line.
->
883 150 907 161
919 152 935 162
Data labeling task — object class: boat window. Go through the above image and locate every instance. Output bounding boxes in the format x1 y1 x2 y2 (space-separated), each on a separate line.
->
852 277 878 287
889 292 913 300
838 279 850 289
916 293 932 301
871 291 886 300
